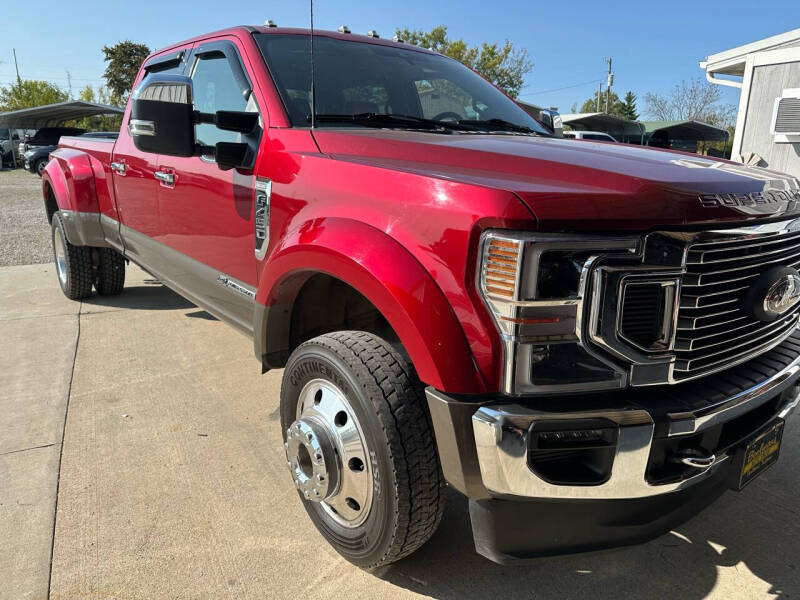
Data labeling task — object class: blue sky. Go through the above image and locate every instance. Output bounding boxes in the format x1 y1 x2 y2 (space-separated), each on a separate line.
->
1 1 797 116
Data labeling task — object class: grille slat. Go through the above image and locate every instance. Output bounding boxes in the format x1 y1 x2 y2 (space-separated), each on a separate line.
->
672 229 800 381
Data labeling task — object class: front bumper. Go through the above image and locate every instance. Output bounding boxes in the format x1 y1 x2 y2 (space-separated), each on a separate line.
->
426 331 800 561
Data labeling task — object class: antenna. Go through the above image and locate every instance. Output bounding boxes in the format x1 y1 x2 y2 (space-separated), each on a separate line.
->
309 0 316 129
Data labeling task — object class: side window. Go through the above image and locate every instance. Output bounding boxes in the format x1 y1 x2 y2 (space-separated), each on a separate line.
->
191 54 249 146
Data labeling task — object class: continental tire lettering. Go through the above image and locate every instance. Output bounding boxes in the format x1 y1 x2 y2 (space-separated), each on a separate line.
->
288 359 351 396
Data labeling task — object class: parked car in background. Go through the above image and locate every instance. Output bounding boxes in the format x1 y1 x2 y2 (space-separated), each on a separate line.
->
24 131 116 176
563 130 618 142
1 129 25 166
19 127 86 156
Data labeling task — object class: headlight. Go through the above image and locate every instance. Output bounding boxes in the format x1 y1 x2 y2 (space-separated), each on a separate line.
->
478 230 638 395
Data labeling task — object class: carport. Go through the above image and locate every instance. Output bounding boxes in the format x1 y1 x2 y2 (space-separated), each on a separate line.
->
0 101 123 168
561 113 645 144
642 120 730 154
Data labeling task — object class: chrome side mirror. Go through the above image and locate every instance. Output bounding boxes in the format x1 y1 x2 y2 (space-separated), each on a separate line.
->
539 109 563 138
130 74 196 157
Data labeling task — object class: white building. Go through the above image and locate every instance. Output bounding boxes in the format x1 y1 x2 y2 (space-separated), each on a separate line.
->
701 28 800 176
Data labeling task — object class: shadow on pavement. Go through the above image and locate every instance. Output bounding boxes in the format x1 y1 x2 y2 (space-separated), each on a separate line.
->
377 487 795 599
82 280 195 311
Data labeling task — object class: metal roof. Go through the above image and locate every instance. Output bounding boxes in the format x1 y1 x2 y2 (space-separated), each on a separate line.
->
700 28 800 77
0 101 124 128
642 120 730 141
561 113 645 138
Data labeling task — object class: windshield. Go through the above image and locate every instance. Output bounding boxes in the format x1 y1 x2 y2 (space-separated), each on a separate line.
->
255 33 548 135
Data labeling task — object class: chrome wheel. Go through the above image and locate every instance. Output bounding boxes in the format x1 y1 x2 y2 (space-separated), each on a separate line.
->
53 231 67 286
286 378 373 528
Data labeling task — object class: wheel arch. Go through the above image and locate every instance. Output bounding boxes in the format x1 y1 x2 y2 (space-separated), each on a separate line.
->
255 219 486 394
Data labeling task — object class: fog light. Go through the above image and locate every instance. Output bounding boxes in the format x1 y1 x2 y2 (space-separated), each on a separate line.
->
528 419 618 485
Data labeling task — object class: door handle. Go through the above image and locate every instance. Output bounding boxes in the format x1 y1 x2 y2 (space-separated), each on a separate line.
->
154 171 175 186
110 161 126 175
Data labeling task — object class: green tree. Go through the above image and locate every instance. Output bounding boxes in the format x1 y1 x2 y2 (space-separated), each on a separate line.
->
619 91 639 120
102 40 150 103
0 79 68 111
579 90 623 116
395 25 533 98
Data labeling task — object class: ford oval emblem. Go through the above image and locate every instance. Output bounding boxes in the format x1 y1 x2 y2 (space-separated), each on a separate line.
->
744 266 800 322
764 273 800 318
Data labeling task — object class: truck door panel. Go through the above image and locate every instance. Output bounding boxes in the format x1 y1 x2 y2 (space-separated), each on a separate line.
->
155 39 261 329
111 51 190 262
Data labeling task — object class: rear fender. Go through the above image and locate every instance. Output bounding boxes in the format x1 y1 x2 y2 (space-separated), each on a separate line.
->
255 218 486 394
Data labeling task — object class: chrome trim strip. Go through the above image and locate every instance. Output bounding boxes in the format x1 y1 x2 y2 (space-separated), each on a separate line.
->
667 347 800 436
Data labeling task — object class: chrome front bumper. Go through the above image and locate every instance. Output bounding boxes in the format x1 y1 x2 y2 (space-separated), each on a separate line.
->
427 351 800 502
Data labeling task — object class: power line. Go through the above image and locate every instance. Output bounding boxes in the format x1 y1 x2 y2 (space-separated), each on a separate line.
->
523 78 602 96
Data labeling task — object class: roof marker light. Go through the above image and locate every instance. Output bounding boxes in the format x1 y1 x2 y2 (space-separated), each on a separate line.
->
367 30 380 38
393 35 404 43
338 25 351 34
264 20 277 27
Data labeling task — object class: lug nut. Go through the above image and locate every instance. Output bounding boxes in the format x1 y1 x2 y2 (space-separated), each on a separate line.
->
307 432 313 441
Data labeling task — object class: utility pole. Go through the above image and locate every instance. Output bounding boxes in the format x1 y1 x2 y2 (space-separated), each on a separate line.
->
605 57 614 114
596 82 603 113
12 48 21 84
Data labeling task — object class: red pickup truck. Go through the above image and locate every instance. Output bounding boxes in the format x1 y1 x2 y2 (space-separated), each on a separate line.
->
43 25 800 566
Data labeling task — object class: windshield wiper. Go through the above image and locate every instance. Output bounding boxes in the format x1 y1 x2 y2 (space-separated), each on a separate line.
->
313 113 474 133
458 118 547 135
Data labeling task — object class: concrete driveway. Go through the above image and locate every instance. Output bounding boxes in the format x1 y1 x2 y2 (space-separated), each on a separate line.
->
3 263 800 599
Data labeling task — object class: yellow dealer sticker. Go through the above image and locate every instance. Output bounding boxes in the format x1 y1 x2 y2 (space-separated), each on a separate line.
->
738 421 784 489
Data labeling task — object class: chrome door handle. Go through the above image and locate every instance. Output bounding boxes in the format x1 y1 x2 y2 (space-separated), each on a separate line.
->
110 161 126 175
154 171 174 185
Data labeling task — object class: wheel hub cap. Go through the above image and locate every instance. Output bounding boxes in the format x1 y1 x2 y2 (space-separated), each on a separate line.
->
285 418 339 501
285 379 373 528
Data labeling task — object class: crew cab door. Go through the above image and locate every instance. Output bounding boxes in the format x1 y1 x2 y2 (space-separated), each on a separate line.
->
110 50 190 257
153 39 261 333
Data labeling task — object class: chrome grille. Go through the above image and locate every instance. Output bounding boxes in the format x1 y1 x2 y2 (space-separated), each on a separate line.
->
673 230 800 380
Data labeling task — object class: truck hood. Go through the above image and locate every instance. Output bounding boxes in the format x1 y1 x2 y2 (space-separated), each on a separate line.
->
312 129 800 231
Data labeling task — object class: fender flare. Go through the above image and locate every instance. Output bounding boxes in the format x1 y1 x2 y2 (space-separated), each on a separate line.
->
255 218 486 394
41 150 108 247
42 149 99 215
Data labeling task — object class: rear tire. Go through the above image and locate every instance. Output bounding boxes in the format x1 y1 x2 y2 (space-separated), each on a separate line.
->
280 331 445 568
34 157 47 176
51 212 93 300
95 248 126 295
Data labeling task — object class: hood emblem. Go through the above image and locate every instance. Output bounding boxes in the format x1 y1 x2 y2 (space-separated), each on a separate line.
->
744 266 800 322
699 190 800 210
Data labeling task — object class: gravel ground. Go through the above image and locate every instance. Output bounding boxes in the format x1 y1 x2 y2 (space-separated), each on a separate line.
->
0 168 52 266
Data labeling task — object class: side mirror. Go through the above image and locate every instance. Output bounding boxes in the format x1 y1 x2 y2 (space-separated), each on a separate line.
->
539 109 563 138
130 74 195 156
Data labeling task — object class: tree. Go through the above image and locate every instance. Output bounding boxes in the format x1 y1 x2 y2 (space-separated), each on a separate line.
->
579 90 623 116
65 85 123 131
619 91 639 120
0 79 68 112
102 41 150 103
395 25 533 98
645 77 736 128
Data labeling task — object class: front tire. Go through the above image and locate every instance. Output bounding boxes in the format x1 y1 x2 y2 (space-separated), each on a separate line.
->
35 157 47 176
280 331 445 568
51 212 93 299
